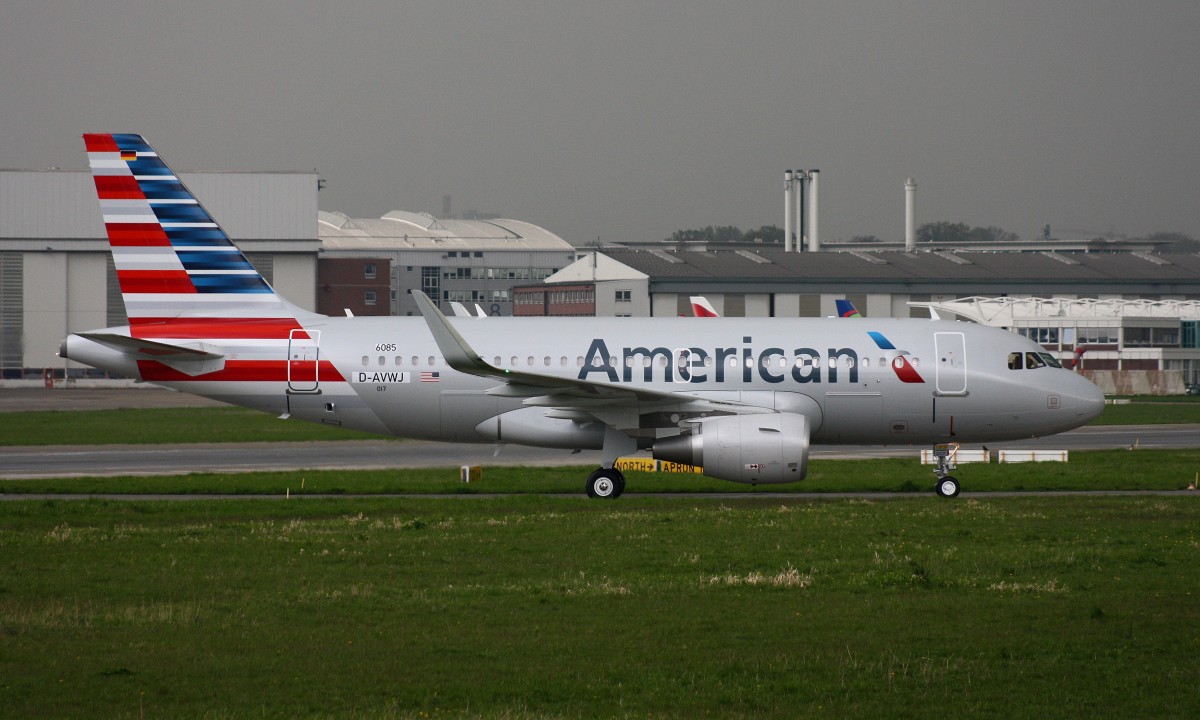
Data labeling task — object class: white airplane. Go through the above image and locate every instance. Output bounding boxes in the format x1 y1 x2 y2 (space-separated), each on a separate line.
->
61 134 1106 498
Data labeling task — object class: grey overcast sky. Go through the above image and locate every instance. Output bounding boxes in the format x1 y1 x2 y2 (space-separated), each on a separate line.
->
3 1 1198 245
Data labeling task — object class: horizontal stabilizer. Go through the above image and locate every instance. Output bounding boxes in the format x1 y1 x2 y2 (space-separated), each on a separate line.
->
77 332 226 376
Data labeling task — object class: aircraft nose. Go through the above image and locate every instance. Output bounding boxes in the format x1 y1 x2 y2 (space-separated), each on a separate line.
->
1071 373 1107 424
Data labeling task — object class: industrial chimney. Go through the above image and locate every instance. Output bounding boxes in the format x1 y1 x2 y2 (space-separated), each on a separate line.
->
784 170 794 252
808 169 820 252
904 178 917 252
795 171 806 252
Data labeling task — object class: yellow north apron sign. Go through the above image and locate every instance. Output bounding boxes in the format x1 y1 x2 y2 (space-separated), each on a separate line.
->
614 458 703 474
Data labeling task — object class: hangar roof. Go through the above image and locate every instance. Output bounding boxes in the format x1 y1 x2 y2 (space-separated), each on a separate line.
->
318 211 572 252
595 248 1200 289
915 296 1200 323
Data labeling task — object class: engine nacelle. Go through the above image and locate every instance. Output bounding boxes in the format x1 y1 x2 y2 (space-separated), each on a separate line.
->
475 407 606 449
653 412 809 484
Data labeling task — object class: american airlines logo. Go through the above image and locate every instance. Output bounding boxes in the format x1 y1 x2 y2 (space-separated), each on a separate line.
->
867 331 925 384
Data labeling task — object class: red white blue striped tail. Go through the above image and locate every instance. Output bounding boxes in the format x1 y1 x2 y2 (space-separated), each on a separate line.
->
83 133 301 322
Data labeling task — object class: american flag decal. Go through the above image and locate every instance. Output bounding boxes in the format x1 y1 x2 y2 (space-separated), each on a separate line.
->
420 371 440 383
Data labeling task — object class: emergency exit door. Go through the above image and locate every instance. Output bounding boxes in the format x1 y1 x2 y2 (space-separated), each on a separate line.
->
287 329 321 393
934 332 967 395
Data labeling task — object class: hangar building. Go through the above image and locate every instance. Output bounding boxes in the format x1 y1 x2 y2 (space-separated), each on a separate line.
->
316 210 575 317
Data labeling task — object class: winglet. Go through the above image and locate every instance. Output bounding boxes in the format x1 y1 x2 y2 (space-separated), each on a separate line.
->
411 290 499 378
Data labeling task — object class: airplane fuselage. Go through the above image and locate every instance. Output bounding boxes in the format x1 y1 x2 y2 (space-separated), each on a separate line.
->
65 315 1102 448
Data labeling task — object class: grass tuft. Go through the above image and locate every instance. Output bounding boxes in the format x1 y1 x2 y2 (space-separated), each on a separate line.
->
704 564 814 589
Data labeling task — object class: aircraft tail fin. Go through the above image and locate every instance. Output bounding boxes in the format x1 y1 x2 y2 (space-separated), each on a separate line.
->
82 133 304 323
835 299 862 318
690 296 719 318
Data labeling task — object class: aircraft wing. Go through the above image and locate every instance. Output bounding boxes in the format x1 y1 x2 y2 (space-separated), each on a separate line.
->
411 291 769 429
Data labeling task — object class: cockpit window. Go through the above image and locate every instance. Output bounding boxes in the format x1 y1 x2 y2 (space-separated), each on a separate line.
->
1038 352 1062 369
1011 350 1064 370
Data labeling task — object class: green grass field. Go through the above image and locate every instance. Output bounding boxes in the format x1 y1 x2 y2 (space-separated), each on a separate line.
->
2 494 1198 718
1090 397 1200 425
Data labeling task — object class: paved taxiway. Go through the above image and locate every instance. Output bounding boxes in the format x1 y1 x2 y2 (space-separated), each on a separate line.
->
2 425 1197 480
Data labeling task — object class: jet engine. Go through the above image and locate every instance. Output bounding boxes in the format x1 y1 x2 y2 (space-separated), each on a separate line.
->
652 412 809 484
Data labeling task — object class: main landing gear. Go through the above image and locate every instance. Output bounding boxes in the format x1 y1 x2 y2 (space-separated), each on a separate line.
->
587 425 635 499
931 443 961 498
586 467 626 499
